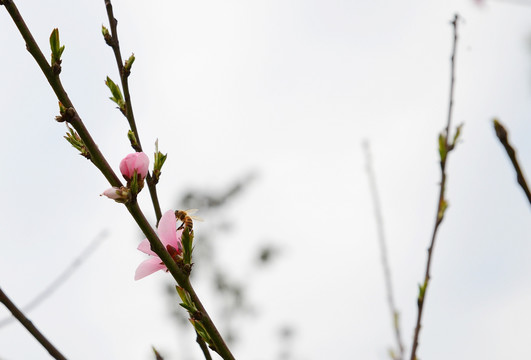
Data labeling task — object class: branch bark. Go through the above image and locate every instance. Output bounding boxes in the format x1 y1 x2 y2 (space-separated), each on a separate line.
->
0 287 68 360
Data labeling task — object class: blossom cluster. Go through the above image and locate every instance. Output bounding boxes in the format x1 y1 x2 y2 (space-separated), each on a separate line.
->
102 152 183 280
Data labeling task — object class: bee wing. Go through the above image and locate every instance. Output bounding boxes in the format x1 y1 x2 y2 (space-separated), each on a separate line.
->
184 209 204 222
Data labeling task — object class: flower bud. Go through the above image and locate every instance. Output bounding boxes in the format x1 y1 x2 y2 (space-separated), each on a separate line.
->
101 186 129 203
119 152 149 181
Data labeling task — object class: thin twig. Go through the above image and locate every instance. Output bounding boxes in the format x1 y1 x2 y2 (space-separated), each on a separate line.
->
103 0 163 224
493 119 531 205
363 140 404 360
0 230 108 328
0 287 68 360
152 346 164 360
409 14 461 360
104 0 140 146
196 331 214 360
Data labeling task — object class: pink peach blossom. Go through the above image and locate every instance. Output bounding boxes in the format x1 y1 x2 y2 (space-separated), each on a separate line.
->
101 187 121 200
100 187 128 201
135 210 183 280
119 152 149 180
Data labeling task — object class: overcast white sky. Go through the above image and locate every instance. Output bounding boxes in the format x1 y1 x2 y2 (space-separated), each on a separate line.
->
1 0 531 359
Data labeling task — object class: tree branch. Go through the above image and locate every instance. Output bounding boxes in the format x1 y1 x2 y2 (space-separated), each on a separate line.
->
409 14 461 360
103 0 163 224
493 119 531 205
0 287 68 360
2 1 235 358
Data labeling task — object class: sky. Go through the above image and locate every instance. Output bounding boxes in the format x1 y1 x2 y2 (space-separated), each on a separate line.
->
0 0 530 359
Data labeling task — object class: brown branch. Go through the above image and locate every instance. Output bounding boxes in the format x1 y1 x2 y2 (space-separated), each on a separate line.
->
2 2 235 358
363 140 404 360
0 287 68 360
409 14 460 360
104 0 140 145
103 0 163 224
493 119 531 205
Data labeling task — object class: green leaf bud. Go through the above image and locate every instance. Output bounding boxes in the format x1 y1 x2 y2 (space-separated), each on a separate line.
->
124 53 135 75
438 133 447 164
127 130 141 151
105 76 126 114
49 28 65 75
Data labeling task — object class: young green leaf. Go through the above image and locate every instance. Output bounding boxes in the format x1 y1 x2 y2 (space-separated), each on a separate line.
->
49 28 65 64
451 123 463 148
438 133 447 163
124 53 135 73
105 76 125 112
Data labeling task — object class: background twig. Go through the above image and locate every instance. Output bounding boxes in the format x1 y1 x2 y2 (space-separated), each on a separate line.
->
363 140 404 360
493 119 531 205
0 230 108 328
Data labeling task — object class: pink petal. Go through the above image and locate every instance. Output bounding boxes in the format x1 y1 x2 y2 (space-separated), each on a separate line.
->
157 210 178 247
135 152 150 179
134 257 166 280
119 153 136 179
137 238 156 256
119 152 150 180
101 187 121 200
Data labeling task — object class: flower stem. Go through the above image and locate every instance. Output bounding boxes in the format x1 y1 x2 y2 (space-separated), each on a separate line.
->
0 287 68 360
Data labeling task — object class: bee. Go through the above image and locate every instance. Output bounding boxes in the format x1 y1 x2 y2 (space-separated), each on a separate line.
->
175 209 203 231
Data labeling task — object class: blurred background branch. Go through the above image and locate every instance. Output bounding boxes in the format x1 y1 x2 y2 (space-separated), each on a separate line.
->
363 140 404 360
0 230 108 328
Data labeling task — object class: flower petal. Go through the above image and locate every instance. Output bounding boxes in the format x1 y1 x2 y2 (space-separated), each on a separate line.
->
134 257 166 280
135 152 150 179
137 238 156 256
119 153 136 179
101 187 121 200
157 210 178 248
119 152 150 180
